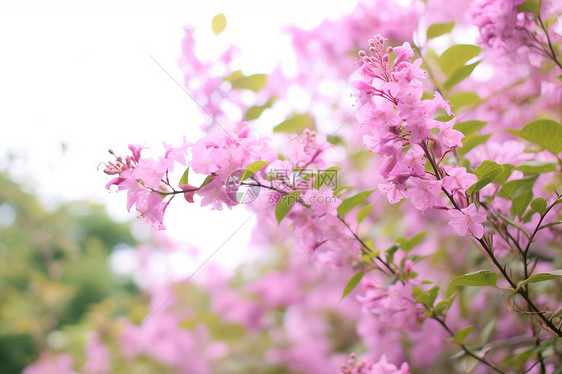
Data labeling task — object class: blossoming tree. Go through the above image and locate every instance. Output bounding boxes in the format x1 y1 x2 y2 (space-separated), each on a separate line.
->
26 0 562 373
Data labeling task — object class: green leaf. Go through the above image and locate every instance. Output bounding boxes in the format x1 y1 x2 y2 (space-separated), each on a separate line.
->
530 197 547 215
200 173 216 188
396 231 428 252
326 134 344 145
514 270 562 293
359 241 381 262
515 161 557 174
503 347 535 367
385 244 400 263
550 309 562 321
179 167 189 185
413 285 439 308
497 175 538 199
426 21 455 39
434 295 456 316
443 61 481 90
540 220 562 230
511 190 533 218
337 190 375 217
334 186 355 196
246 97 275 120
211 13 227 35
406 231 428 250
458 133 491 157
341 270 367 300
467 160 503 194
357 203 374 224
224 70 267 92
508 119 562 155
492 164 514 185
273 113 316 134
421 91 434 100
434 113 454 122
453 120 487 136
240 161 270 181
458 356 480 373
447 326 474 344
451 270 497 287
480 318 497 345
439 45 482 76
516 0 539 14
449 92 482 110
275 190 302 224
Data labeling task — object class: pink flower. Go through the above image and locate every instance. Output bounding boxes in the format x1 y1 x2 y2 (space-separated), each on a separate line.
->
406 178 443 212
448 204 487 238
437 120 464 149
23 354 76 374
442 166 478 192
379 182 407 204
358 279 425 333
338 353 411 374
83 333 110 374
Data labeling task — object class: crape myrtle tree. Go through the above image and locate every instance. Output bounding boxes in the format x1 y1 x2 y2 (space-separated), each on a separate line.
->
26 0 562 373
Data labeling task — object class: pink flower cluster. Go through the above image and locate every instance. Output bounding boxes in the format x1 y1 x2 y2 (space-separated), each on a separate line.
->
338 353 410 374
253 130 362 264
354 35 486 238
120 316 227 373
472 0 536 63
104 124 277 227
357 279 425 333
187 123 277 210
104 139 189 229
23 354 75 374
177 28 243 130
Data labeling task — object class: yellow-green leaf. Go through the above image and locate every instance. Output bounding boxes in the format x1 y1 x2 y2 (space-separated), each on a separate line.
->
453 120 487 136
337 190 375 217
451 270 497 287
341 270 367 300
514 270 562 293
179 167 189 185
447 326 474 344
531 198 547 215
240 161 270 181
274 113 316 134
427 21 455 39
443 61 480 90
246 97 275 120
449 91 482 110
515 161 557 174
516 0 539 14
439 45 482 76
467 160 502 194
212 14 227 35
224 70 267 92
458 133 491 157
275 191 302 224
357 203 374 224
508 119 562 156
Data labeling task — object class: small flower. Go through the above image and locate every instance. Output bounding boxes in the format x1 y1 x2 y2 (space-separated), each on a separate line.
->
448 204 487 238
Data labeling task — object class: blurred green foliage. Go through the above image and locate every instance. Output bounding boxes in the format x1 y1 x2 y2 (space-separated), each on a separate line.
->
0 172 137 373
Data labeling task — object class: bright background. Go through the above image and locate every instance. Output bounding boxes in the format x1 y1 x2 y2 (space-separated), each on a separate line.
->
0 0 361 273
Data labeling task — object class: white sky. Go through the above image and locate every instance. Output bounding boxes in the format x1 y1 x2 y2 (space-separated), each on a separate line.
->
0 0 360 273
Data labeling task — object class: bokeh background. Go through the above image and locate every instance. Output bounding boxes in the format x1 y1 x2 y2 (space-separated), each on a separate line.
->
0 1 363 372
